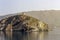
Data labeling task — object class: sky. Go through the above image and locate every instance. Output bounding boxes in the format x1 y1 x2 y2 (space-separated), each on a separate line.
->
0 0 60 16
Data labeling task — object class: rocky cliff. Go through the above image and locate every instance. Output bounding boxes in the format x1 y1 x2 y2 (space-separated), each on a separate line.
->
0 13 48 32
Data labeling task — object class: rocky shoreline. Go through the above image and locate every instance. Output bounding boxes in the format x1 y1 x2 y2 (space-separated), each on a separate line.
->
0 13 48 32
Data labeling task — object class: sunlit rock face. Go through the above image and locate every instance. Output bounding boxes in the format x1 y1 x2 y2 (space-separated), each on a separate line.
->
0 13 48 32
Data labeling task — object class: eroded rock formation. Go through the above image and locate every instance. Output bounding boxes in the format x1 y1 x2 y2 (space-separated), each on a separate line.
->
0 13 48 32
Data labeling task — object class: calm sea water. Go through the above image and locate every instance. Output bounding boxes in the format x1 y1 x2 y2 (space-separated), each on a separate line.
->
0 27 60 40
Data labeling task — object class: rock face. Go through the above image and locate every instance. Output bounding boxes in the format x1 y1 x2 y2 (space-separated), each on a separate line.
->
0 13 48 31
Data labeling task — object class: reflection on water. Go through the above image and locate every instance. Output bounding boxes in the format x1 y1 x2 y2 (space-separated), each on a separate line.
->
12 32 48 40
0 27 60 40
0 31 12 40
0 31 48 40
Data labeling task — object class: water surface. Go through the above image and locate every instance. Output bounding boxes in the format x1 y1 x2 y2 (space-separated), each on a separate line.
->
0 27 60 40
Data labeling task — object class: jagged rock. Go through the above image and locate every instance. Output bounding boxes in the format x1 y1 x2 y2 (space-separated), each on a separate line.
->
0 13 48 32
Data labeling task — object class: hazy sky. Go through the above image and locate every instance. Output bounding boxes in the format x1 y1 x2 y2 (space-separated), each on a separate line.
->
0 0 60 16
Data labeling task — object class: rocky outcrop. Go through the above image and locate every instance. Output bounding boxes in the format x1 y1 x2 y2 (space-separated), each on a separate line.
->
0 13 48 31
